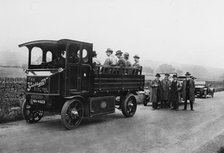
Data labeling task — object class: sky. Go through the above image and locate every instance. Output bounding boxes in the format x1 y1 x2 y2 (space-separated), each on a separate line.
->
0 0 224 68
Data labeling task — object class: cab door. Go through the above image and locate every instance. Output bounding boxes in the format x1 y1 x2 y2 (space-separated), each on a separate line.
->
66 43 93 95
79 45 93 93
66 43 81 95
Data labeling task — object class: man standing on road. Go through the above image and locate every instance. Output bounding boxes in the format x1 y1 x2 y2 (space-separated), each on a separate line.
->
170 74 182 111
161 73 171 108
150 73 162 110
103 48 117 66
182 72 195 111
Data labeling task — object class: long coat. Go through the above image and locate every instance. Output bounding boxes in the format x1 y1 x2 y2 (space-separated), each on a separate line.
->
161 79 171 101
150 79 162 103
170 80 181 103
182 79 195 101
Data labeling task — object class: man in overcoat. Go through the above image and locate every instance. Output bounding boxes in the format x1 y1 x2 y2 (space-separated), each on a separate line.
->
150 73 162 110
182 72 195 111
170 74 181 110
161 73 171 108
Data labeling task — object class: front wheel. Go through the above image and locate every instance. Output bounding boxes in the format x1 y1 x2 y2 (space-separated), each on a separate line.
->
61 99 84 130
22 99 44 123
121 94 137 117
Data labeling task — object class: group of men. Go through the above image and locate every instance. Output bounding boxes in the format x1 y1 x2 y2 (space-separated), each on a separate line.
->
150 72 195 111
93 48 141 69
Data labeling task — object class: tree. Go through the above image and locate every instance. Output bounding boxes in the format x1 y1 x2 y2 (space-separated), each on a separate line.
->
156 64 176 73
143 66 154 74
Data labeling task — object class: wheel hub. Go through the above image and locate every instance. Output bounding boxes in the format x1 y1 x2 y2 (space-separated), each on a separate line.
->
71 108 79 119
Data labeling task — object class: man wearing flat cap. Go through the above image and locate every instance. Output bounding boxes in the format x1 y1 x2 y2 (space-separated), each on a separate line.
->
133 55 141 69
123 52 132 67
182 72 195 111
161 73 171 108
115 50 126 67
170 74 182 110
150 73 162 110
103 48 117 66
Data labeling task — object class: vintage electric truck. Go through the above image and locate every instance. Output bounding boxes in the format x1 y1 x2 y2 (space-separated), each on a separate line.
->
19 39 145 129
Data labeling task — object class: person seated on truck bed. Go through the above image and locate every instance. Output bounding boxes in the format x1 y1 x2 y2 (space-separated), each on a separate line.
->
103 48 117 66
92 51 101 66
115 50 126 67
132 54 141 69
123 52 132 67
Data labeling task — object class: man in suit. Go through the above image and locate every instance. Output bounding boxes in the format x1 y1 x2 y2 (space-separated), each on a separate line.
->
103 48 117 66
161 73 171 108
170 74 181 111
182 72 195 111
123 52 132 67
132 55 141 69
115 50 126 67
150 73 162 110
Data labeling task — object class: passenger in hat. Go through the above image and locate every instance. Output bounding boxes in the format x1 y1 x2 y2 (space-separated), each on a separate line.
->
103 48 117 66
161 73 171 108
92 51 101 66
123 52 132 67
150 73 162 110
182 72 195 111
133 55 141 69
170 74 181 111
115 50 126 67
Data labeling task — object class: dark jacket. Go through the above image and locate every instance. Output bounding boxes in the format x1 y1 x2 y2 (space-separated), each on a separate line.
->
182 78 195 101
150 79 162 103
117 58 126 67
170 80 181 103
161 79 171 101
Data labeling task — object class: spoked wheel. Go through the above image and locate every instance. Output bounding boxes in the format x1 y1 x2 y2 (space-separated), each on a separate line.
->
22 99 44 123
61 99 84 130
121 94 137 117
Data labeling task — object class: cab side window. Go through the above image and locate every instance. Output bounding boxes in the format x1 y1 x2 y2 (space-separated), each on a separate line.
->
82 49 88 63
46 51 53 62
68 44 80 64
31 47 42 65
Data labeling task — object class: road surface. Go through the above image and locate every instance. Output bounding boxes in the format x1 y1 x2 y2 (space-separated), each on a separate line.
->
1 92 224 153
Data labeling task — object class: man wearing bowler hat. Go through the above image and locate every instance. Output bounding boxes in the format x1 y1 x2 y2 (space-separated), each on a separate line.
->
123 52 132 67
150 73 162 110
182 72 195 111
161 73 171 108
133 55 141 69
115 50 126 67
103 48 117 66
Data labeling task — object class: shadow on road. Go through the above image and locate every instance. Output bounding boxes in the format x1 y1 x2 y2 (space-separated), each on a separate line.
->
36 113 125 131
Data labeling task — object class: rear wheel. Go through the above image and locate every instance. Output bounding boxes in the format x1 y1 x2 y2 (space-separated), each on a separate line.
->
61 99 84 130
121 94 137 117
22 99 44 123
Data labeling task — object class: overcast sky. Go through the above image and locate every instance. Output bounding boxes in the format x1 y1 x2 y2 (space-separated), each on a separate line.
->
0 0 224 68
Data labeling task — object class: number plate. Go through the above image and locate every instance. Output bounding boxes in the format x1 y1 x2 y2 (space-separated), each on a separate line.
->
32 99 45 104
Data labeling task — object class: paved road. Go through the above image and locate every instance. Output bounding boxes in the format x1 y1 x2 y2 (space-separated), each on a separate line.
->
1 92 224 153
